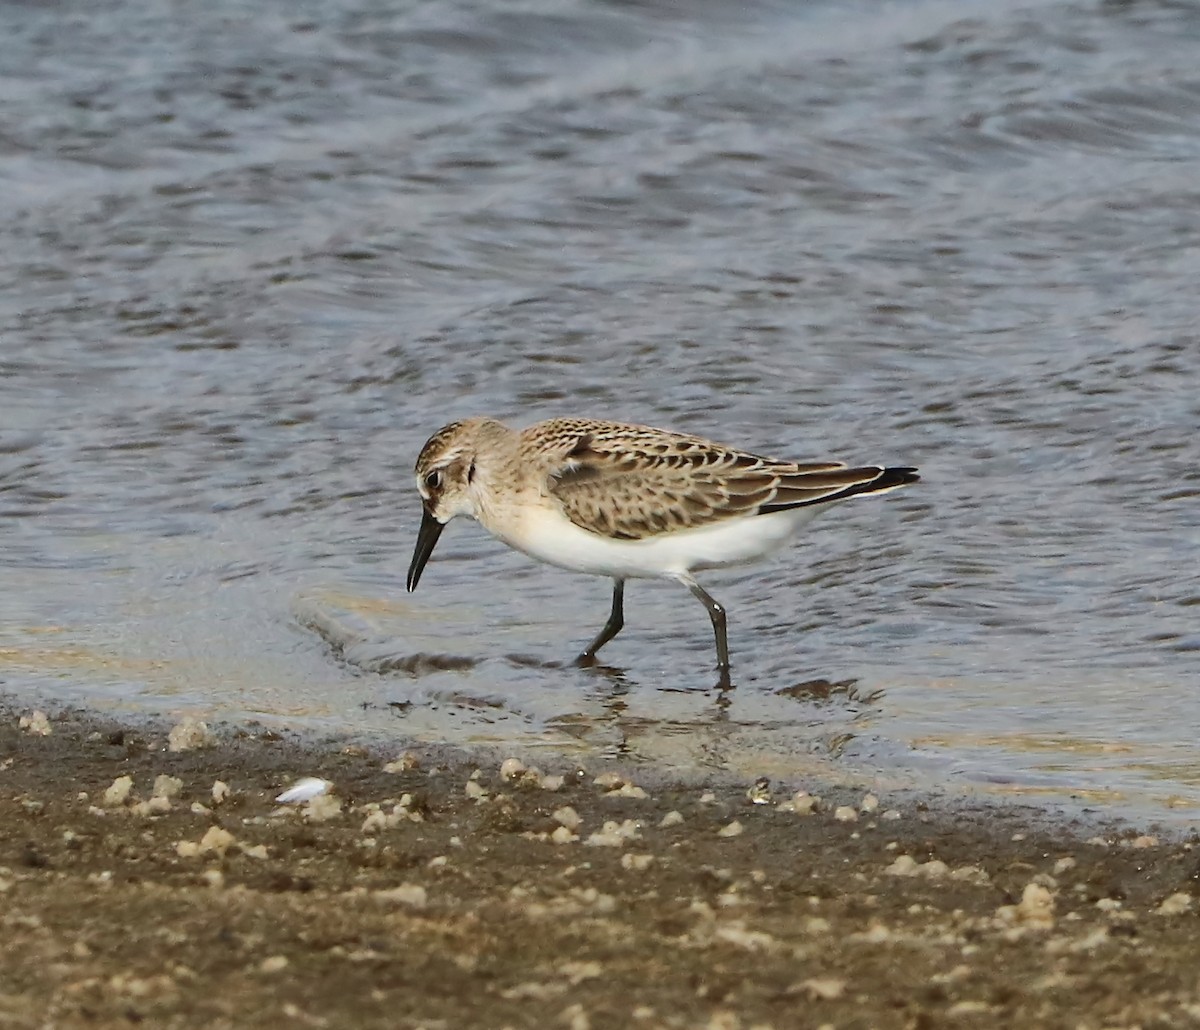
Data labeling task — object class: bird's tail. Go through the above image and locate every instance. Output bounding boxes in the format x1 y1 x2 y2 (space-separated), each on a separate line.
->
854 466 920 497
794 466 919 507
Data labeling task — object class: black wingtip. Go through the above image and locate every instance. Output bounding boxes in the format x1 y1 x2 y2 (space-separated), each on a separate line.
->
821 465 919 503
873 466 920 490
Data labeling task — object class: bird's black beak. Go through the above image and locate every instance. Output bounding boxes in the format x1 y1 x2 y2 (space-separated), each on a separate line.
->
406 508 445 592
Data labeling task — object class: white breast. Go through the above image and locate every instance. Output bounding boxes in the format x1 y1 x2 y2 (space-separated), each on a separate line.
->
490 503 827 581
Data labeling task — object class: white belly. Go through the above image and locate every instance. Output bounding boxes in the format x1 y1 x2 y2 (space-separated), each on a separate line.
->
493 505 827 581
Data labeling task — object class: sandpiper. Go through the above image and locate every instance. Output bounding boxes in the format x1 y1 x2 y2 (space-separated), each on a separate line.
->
406 417 918 684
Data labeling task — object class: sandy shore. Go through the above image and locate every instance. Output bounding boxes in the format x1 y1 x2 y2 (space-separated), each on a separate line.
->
2 699 1198 1029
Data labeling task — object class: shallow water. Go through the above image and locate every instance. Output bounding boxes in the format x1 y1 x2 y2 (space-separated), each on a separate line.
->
3 0 1200 821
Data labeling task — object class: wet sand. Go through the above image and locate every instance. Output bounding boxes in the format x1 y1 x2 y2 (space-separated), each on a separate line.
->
3 699 1198 1030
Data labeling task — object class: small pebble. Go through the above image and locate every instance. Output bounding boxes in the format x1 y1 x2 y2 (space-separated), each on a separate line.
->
552 806 582 831
131 795 172 817
383 752 421 773
833 806 858 823
996 883 1055 930
19 711 52 736
746 778 772 805
717 820 744 838
500 758 527 781
102 776 134 808
152 775 183 799
1157 893 1193 916
167 718 214 752
920 859 948 880
779 791 818 815
885 855 919 877
800 978 846 1001
376 883 427 908
550 826 579 845
176 826 236 859
303 794 342 823
659 810 684 828
585 819 642 847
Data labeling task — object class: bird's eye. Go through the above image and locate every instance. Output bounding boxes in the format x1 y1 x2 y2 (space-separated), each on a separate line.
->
424 469 443 491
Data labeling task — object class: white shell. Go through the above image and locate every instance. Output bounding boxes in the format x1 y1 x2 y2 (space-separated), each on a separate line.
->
276 777 332 804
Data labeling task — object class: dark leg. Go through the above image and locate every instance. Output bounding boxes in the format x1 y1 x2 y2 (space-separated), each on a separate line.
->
685 578 730 682
578 579 625 663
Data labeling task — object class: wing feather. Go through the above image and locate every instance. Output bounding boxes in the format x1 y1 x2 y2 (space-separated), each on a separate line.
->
537 421 887 541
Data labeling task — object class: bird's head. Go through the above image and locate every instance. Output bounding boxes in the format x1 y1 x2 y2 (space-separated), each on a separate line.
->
406 417 507 591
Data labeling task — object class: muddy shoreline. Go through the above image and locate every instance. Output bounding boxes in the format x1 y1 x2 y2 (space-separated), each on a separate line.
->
2 699 1198 1029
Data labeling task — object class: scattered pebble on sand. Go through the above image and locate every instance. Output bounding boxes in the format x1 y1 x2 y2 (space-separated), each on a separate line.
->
176 826 237 859
382 752 421 773
102 775 134 808
552 806 582 831
718 820 744 838
19 711 52 736
551 825 579 845
167 718 214 752
884 856 959 881
500 757 527 781
584 820 642 847
746 778 772 805
153 774 183 799
592 772 647 798
800 977 846 1000
374 883 427 908
778 792 818 815
995 883 1056 931
1157 893 1194 916
302 794 342 823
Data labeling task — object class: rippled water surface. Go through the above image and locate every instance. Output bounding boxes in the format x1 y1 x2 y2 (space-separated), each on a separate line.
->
3 0 1199 820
